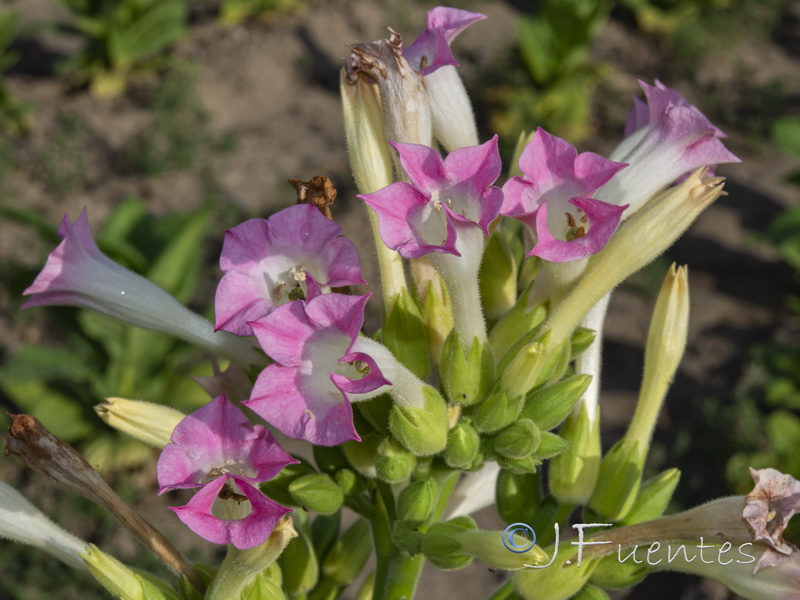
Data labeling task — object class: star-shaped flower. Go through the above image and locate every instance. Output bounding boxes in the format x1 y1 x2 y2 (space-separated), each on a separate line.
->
501 128 628 262
359 136 503 259
215 204 365 336
157 393 297 549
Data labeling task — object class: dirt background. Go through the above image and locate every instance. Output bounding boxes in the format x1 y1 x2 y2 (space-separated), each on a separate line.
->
1 0 799 598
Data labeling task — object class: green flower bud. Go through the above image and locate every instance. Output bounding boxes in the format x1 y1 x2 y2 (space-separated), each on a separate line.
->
375 437 417 483
260 463 317 508
422 519 549 571
342 433 381 478
618 468 680 526
420 516 476 570
334 469 362 496
444 420 481 469
479 228 518 320
397 479 438 527
313 445 350 476
83 545 178 600
389 385 448 456
494 419 541 459
549 403 601 505
588 439 644 522
521 375 592 431
419 272 454 368
288 473 344 515
500 341 547 398
497 454 541 475
321 518 372 586
512 543 600 600
440 330 494 406
392 520 424 554
382 287 430 379
496 470 540 526
473 388 525 434
589 554 649 590
489 290 546 360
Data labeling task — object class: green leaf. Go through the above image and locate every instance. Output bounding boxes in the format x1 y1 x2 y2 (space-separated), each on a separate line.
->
1 344 91 382
114 1 187 66
146 208 209 302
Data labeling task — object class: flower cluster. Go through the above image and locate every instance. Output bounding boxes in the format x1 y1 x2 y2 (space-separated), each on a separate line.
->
12 7 788 600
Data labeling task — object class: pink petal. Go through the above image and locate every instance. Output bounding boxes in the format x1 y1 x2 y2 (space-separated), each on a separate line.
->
404 7 486 75
390 141 447 192
333 350 392 394
246 364 360 446
360 182 459 258
528 197 628 263
169 477 291 549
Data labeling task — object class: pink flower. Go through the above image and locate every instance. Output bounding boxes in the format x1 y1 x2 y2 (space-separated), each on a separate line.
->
596 80 740 214
404 6 486 76
157 393 296 549
214 204 365 336
246 294 391 446
359 136 503 259
501 128 628 262
23 209 261 367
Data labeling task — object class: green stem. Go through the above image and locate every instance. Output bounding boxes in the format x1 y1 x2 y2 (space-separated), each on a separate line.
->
485 579 520 600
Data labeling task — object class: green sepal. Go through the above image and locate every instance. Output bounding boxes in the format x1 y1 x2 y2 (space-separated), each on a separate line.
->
497 454 541 475
392 520 425 554
489 293 547 361
420 516 477 571
443 420 480 469
389 385 448 456
521 374 592 431
237 564 286 600
588 554 649 590
473 387 525 434
397 478 438 527
321 518 372 586
382 287 430 379
570 327 596 359
494 419 541 459
618 468 680 526
479 227 518 320
500 340 547 398
496 470 540 526
440 330 494 406
588 439 644 522
375 436 417 483
531 431 572 460
288 473 344 515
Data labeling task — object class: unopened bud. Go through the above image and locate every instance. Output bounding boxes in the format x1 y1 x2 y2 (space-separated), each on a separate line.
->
389 385 448 456
444 420 480 469
94 397 184 448
440 330 494 406
82 545 176 600
288 474 344 515
473 388 525 434
375 437 417 483
494 419 541 460
397 479 438 527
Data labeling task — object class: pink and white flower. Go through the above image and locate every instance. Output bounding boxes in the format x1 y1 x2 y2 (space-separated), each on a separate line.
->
157 393 296 549
596 80 740 214
501 128 628 262
214 204 365 336
359 136 503 259
23 209 261 367
403 6 486 76
247 293 391 446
